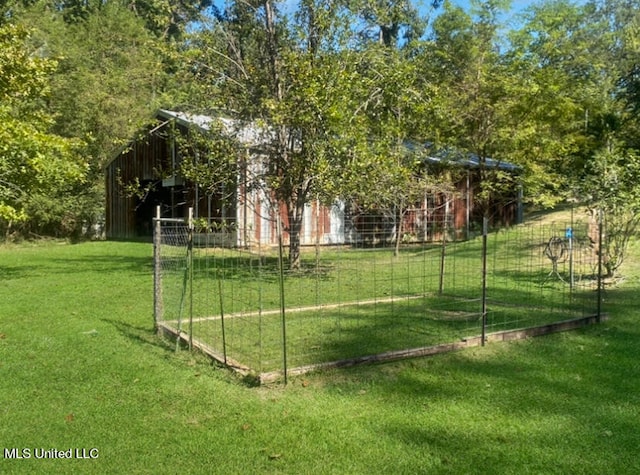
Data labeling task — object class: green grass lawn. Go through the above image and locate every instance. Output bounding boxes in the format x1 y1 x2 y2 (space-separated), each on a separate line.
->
1 234 639 474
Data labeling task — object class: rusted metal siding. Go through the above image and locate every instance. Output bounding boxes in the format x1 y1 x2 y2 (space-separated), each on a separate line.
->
234 185 347 248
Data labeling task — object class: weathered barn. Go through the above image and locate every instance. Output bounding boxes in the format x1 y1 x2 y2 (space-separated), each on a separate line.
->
105 109 348 243
416 146 522 238
105 110 521 243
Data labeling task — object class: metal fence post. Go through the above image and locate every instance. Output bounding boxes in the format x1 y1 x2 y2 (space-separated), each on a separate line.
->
597 209 604 323
188 207 194 351
153 205 162 329
276 215 288 385
481 217 489 346
438 209 447 295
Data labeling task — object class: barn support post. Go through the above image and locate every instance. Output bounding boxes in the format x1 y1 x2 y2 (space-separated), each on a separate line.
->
153 205 162 329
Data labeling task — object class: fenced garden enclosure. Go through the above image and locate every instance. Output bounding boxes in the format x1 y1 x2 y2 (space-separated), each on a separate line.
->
153 206 605 384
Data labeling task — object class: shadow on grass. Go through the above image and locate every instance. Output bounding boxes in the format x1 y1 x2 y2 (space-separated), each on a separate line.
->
0 255 153 281
312 311 640 474
380 325 640 450
206 280 600 375
101 317 258 385
0 264 42 280
327 280 640 469
101 318 174 353
52 255 153 274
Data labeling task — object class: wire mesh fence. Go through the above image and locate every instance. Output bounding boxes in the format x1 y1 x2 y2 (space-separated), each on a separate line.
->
153 207 604 383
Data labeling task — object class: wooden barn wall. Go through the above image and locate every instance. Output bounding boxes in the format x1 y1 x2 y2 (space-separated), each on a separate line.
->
465 171 520 228
105 134 168 239
340 169 519 245
401 193 455 243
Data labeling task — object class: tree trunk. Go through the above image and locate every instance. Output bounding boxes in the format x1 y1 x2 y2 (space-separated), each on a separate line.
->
393 204 404 258
263 0 283 102
286 187 308 271
288 211 302 270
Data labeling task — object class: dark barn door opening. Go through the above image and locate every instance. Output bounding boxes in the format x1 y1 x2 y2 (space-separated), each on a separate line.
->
135 181 174 237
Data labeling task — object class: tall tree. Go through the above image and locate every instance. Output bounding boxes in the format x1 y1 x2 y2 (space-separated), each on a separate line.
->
421 0 523 219
339 44 439 254
346 0 430 47
0 23 88 237
581 146 640 278
186 0 383 269
508 0 640 277
16 2 177 233
575 0 640 278
36 2 172 168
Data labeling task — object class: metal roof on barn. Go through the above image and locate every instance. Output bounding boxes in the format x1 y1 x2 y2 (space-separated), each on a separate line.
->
158 110 519 172
405 141 520 172
157 109 270 148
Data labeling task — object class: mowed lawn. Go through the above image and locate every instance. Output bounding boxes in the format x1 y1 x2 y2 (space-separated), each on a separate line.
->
1 237 639 474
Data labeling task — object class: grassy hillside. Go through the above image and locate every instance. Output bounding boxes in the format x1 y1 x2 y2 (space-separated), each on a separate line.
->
0 230 639 474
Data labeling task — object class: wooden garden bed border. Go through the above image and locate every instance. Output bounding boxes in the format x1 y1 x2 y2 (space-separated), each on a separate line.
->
157 313 608 385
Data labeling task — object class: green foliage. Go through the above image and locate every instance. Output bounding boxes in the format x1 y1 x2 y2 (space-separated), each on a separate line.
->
183 2 408 267
0 22 55 126
2 0 193 238
176 123 240 200
4 0 640 255
420 1 532 213
22 2 173 170
346 0 427 46
0 22 89 237
582 147 640 277
35 0 211 39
